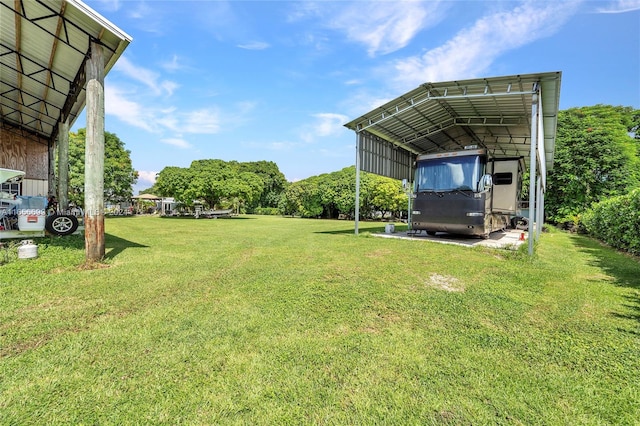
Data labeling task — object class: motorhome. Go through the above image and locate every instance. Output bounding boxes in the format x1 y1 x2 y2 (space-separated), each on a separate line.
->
411 147 523 238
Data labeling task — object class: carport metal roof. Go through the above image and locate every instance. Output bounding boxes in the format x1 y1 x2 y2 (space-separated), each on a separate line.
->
344 71 562 177
345 71 562 254
0 0 131 143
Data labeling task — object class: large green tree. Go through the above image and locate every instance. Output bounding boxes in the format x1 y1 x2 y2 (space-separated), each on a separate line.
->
67 129 138 206
237 161 287 210
546 105 640 222
155 159 267 211
279 178 323 217
278 166 407 219
154 166 193 204
369 174 408 218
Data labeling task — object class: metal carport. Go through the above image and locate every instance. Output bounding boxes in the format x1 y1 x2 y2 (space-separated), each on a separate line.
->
344 71 562 254
1 0 131 261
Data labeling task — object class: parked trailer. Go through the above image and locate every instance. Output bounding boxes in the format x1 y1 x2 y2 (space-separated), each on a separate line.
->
0 168 81 239
410 147 524 238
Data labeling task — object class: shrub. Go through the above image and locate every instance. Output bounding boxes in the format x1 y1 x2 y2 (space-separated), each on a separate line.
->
253 207 280 216
581 188 640 255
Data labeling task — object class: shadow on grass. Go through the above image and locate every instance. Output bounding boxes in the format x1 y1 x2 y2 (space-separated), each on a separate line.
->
32 233 148 263
104 233 148 260
315 223 409 235
569 233 640 334
158 215 253 220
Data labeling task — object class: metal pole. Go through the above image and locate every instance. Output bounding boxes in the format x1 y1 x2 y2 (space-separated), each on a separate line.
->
355 132 361 235
536 90 545 241
528 91 538 255
536 176 543 240
407 184 412 231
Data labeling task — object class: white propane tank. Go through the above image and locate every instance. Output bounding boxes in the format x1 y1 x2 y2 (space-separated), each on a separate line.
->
18 240 38 259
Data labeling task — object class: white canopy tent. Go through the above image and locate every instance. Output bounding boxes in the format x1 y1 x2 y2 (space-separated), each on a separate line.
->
344 72 562 254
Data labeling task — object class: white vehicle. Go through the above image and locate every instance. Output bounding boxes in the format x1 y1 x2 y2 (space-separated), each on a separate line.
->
0 168 81 239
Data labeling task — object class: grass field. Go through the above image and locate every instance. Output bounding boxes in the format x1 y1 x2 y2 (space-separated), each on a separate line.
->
1 215 639 424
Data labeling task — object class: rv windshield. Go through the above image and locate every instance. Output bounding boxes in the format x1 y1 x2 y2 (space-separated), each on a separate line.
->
414 155 484 192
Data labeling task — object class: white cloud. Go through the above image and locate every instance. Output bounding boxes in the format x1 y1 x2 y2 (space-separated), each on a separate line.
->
137 171 158 185
181 109 221 134
114 57 179 96
312 113 349 137
268 141 298 151
237 41 270 50
299 112 350 144
328 1 443 56
162 54 186 73
595 0 640 13
160 138 192 149
329 1 440 56
390 1 580 88
288 1 443 56
160 81 179 96
94 0 121 12
235 101 257 115
105 86 156 132
106 86 223 137
286 1 322 22
340 89 393 117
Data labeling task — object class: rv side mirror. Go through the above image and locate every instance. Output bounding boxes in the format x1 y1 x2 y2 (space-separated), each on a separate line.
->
479 174 493 192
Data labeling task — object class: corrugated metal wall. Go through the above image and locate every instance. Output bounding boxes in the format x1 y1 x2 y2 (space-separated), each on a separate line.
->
358 131 414 181
22 179 49 196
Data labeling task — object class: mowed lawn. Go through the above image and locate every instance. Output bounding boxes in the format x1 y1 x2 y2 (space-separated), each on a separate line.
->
1 215 638 424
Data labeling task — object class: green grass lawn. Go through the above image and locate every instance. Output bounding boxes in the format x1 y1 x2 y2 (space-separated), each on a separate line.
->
1 215 638 424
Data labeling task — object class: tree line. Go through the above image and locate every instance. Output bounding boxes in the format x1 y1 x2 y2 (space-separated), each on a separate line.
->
278 167 407 219
545 105 640 254
152 159 287 214
148 160 407 219
66 104 639 240
546 105 639 224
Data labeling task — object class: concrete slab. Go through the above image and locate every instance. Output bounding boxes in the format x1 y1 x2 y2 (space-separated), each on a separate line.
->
373 228 528 250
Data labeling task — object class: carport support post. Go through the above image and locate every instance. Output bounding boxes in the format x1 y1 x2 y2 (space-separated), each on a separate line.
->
536 176 543 240
57 117 70 211
84 40 105 262
355 132 362 235
528 91 539 256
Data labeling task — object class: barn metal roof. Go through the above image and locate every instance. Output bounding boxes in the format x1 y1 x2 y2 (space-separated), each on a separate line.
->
345 72 561 171
0 0 131 142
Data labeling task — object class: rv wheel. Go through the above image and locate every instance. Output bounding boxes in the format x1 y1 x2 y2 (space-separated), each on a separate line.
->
45 214 79 236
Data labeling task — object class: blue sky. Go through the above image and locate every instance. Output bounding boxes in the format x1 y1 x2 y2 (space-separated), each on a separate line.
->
76 0 640 193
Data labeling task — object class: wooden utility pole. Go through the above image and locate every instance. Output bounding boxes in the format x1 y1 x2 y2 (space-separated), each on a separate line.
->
84 40 105 262
48 139 56 199
57 117 69 211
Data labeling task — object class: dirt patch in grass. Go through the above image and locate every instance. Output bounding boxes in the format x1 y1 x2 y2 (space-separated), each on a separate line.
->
427 273 465 292
0 335 51 358
77 261 111 271
365 248 393 258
